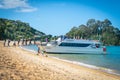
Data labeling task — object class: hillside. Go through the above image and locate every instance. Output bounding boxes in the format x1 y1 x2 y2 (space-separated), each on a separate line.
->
0 18 45 40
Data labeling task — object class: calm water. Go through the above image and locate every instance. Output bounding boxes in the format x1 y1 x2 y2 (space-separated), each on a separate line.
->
22 45 120 75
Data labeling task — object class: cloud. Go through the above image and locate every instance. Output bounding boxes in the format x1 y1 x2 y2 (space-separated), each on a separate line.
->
16 6 37 12
0 0 37 12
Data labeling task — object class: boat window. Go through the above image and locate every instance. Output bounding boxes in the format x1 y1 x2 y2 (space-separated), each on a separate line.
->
59 43 91 47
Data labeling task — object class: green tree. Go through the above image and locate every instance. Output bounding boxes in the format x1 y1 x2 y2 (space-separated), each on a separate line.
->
0 18 46 40
66 18 120 45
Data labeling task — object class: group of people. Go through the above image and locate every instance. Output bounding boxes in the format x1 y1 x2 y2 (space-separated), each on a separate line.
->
4 39 11 47
3 39 45 56
3 39 37 47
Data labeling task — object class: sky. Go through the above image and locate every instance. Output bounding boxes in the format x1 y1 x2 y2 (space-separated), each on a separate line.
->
0 0 120 36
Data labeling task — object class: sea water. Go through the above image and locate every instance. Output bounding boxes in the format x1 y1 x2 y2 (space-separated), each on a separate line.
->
22 45 120 75
21 45 38 53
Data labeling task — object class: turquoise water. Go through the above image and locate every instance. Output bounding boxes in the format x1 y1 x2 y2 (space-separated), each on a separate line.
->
22 45 120 75
21 45 38 52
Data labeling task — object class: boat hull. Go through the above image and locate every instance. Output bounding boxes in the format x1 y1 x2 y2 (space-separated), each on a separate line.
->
45 46 104 54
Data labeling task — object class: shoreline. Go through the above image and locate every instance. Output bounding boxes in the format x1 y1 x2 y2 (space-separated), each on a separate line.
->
49 56 120 76
0 41 120 80
20 44 120 76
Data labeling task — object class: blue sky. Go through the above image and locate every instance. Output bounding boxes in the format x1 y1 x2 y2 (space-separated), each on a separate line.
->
0 0 120 36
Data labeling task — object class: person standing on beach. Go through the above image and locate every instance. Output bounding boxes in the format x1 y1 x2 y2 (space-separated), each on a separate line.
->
45 38 48 43
25 39 27 45
29 39 32 45
22 39 24 45
13 40 16 46
34 40 36 44
4 39 6 47
8 39 10 47
18 39 20 46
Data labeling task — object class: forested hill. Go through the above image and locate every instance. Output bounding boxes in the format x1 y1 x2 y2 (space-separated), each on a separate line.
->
66 19 120 45
0 18 45 40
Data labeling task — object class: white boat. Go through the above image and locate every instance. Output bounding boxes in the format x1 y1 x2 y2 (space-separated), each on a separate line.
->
45 37 106 54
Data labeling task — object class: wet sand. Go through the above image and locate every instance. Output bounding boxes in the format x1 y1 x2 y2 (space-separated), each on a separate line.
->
0 41 120 80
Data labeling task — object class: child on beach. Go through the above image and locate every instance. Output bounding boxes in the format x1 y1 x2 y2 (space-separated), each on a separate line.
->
37 45 45 56
37 45 40 54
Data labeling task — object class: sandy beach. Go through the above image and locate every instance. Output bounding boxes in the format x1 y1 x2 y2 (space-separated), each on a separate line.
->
0 41 120 80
